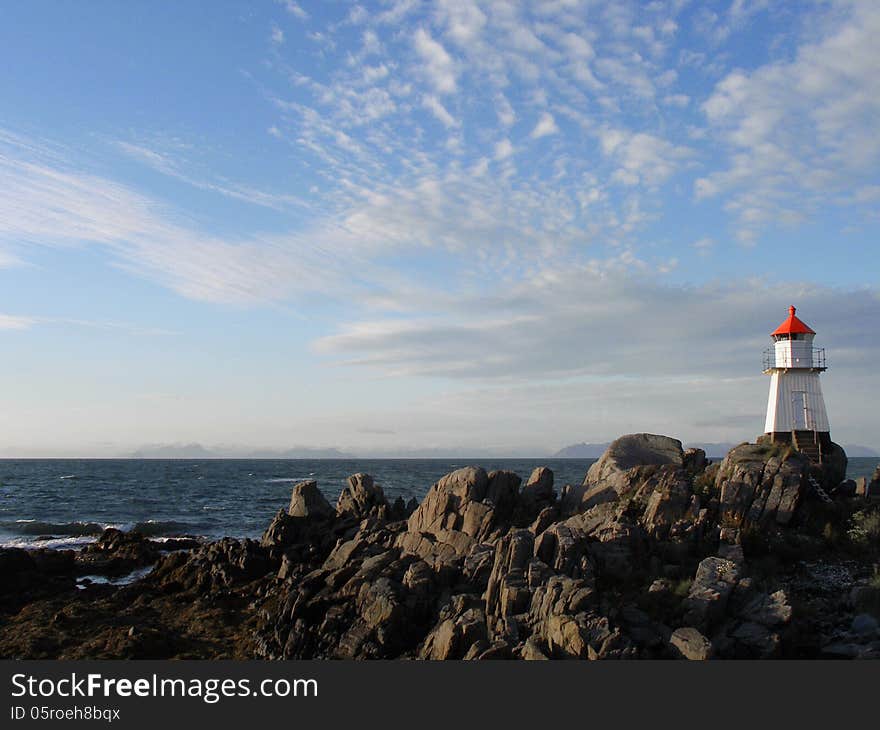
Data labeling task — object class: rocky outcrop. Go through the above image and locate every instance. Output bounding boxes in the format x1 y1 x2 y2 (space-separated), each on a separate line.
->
563 434 685 514
714 444 809 528
336 473 389 520
288 480 334 519
2 434 875 661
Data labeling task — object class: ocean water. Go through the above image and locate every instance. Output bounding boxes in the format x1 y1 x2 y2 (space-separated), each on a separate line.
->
1 457 877 550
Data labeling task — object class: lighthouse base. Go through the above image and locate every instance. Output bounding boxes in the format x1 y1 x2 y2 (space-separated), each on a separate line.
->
760 430 832 464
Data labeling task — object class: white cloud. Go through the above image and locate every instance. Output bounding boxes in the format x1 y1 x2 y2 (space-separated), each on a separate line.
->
422 94 458 128
493 138 514 160
530 112 559 139
436 0 486 46
494 94 516 127
281 1 308 20
270 26 285 45
599 128 691 186
314 267 880 383
114 140 307 212
0 314 35 330
699 0 880 238
413 27 457 94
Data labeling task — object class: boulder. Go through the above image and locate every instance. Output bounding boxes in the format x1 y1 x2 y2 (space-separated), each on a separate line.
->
76 529 160 575
419 606 487 660
521 467 554 510
682 556 741 631
401 467 516 559
289 480 334 519
564 434 684 514
683 448 708 475
819 441 848 489
669 627 713 660
336 474 388 520
586 434 684 485
407 467 488 536
869 466 880 497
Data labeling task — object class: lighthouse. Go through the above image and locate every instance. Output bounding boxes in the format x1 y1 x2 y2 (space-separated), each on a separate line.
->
763 306 830 462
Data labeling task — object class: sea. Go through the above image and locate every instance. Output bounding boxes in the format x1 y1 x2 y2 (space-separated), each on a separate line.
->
1 457 878 550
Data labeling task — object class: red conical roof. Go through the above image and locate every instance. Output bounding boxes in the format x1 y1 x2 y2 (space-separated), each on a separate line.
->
771 305 816 336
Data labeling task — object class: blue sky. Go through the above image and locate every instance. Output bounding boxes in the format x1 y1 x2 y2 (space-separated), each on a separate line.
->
1 0 878 456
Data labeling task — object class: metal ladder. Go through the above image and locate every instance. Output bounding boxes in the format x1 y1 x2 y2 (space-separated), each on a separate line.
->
807 474 833 504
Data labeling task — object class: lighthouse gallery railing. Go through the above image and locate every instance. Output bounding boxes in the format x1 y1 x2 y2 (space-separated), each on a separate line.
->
762 347 826 371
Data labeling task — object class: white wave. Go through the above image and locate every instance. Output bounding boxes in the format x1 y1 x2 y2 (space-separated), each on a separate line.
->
0 535 98 550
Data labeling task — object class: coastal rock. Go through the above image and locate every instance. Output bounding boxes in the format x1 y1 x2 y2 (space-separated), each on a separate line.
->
865 466 880 497
819 441 848 489
715 444 809 528
683 448 708 475
407 467 488 535
485 529 534 627
76 529 160 575
563 434 684 514
336 474 389 520
288 480 334 519
519 467 555 523
682 556 741 631
419 604 488 660
400 467 517 561
148 538 273 593
4 450 877 662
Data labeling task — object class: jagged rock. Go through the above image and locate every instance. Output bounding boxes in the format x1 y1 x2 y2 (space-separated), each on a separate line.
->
401 467 518 561
525 467 554 500
544 614 590 658
419 605 487 660
529 574 596 621
520 467 555 522
406 467 486 537
5 454 877 662
148 538 272 593
529 506 559 536
288 480 334 519
588 521 648 581
683 448 708 475
682 556 741 631
669 627 713 660
639 467 695 540
262 481 340 552
534 518 591 577
485 529 534 627
521 635 550 660
715 444 809 528
76 529 160 575
337 474 389 520
486 470 522 525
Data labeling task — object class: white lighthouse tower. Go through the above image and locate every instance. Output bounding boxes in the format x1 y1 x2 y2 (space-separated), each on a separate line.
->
763 305 830 462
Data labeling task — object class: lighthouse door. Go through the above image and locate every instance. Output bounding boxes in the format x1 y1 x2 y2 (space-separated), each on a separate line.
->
791 391 808 430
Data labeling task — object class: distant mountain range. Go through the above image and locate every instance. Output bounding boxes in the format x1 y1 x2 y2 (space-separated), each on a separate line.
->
129 443 355 459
